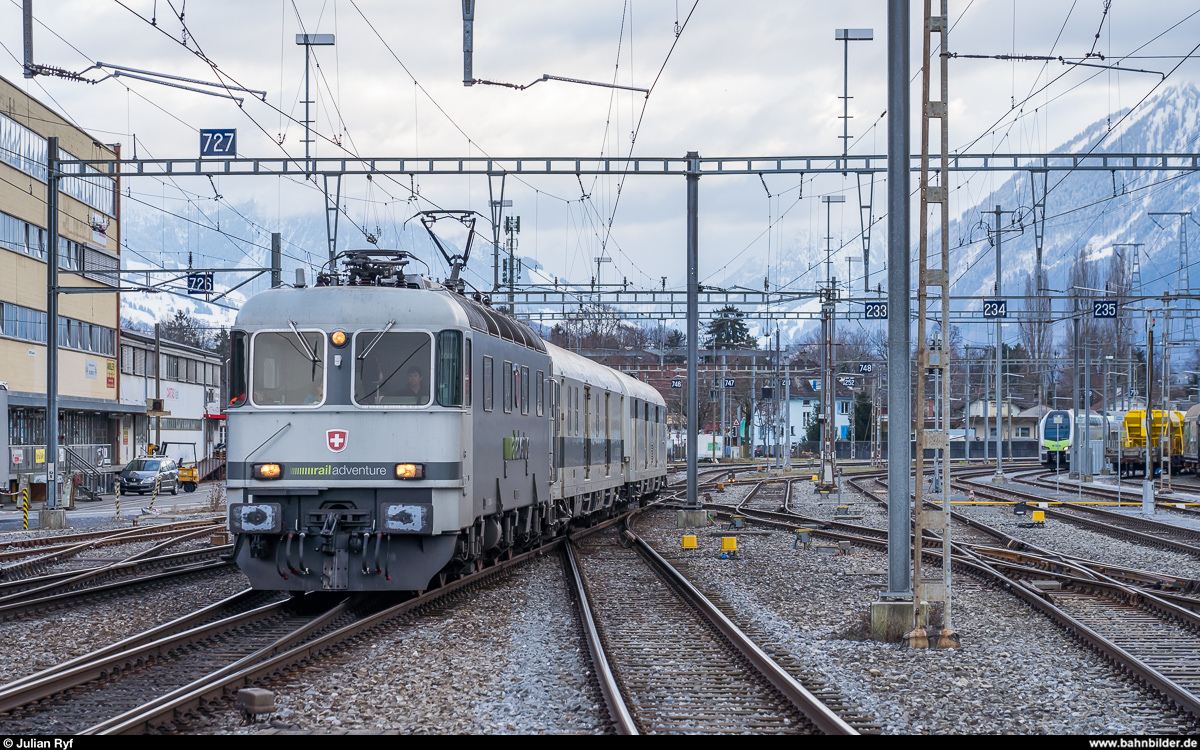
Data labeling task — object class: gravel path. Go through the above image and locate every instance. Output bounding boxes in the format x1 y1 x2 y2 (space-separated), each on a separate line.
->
0 568 249 684
196 553 606 735
637 507 1194 734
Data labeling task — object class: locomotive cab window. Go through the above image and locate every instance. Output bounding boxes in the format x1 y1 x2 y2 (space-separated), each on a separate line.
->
353 331 432 406
251 330 326 406
229 330 248 407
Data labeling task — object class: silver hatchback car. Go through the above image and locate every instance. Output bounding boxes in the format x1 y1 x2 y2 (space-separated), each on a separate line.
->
118 457 179 496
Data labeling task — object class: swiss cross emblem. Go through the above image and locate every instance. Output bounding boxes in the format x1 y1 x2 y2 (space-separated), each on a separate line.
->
326 429 348 453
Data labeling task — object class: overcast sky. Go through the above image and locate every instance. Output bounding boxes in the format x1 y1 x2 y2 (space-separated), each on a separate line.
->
3 1 1199 293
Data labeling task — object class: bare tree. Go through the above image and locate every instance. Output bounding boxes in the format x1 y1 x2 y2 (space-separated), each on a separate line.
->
1019 272 1053 407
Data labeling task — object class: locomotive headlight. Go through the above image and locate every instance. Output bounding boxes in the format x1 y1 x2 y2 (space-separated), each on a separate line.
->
331 330 347 347
395 463 425 479
254 463 283 479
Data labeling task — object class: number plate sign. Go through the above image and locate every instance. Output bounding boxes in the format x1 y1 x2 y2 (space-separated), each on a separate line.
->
200 129 237 157
187 273 214 295
982 300 1008 318
1093 299 1118 318
858 363 873 374
864 302 888 319
724 378 736 388
839 376 857 387
671 379 682 389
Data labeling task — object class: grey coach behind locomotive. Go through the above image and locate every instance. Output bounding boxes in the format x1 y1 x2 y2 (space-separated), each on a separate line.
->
225 272 667 592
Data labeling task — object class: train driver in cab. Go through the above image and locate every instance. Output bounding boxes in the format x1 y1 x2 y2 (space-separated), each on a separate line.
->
400 366 428 404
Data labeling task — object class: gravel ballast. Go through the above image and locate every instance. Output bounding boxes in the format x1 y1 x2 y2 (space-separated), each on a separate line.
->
642 493 1194 735
0 569 249 684
199 553 605 734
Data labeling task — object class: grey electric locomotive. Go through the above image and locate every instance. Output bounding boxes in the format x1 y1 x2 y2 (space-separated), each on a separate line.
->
225 251 668 592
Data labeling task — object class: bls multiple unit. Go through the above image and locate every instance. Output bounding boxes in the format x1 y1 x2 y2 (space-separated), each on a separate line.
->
225 252 668 592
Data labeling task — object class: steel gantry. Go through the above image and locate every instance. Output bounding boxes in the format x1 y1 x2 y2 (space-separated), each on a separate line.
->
52 148 1200 512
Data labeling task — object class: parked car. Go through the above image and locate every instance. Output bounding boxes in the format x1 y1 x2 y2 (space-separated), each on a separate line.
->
118 457 179 496
754 446 765 458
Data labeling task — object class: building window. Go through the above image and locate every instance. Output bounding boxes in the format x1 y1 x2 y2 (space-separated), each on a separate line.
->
838 400 851 415
156 417 203 431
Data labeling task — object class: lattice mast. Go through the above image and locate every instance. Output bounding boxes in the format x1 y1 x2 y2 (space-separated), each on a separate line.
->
913 0 954 632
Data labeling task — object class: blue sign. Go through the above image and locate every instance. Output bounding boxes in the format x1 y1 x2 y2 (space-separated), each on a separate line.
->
187 273 214 295
724 378 736 388
671 379 682 389
858 363 874 374
982 299 1008 318
1093 299 1118 318
200 129 237 157
864 302 888 319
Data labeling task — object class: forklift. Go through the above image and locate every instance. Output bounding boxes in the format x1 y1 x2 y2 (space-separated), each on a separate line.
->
153 442 200 493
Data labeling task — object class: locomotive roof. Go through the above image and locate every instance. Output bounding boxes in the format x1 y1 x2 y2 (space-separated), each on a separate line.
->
234 286 546 353
545 341 665 407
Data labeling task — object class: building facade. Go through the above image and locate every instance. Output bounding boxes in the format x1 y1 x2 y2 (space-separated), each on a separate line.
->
117 329 224 466
0 74 133 493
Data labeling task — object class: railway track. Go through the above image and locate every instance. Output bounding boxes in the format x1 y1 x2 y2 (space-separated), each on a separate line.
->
0 554 235 623
0 518 224 579
722 471 1200 726
958 479 1200 558
0 531 231 608
0 471 739 735
1013 469 1200 519
566 525 857 734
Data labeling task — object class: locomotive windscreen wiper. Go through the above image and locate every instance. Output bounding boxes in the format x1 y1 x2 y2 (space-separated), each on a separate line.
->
288 321 321 380
357 320 396 360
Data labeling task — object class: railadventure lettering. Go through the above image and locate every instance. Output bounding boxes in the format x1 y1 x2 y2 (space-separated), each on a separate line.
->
288 465 388 477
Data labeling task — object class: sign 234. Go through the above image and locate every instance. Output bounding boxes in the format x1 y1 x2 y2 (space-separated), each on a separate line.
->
982 299 1007 318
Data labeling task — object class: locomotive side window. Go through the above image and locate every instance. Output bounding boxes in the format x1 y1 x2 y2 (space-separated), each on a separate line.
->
251 330 325 406
353 331 431 406
536 370 544 417
229 330 248 407
464 339 472 407
503 361 513 413
521 366 530 415
483 356 493 411
435 330 463 406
